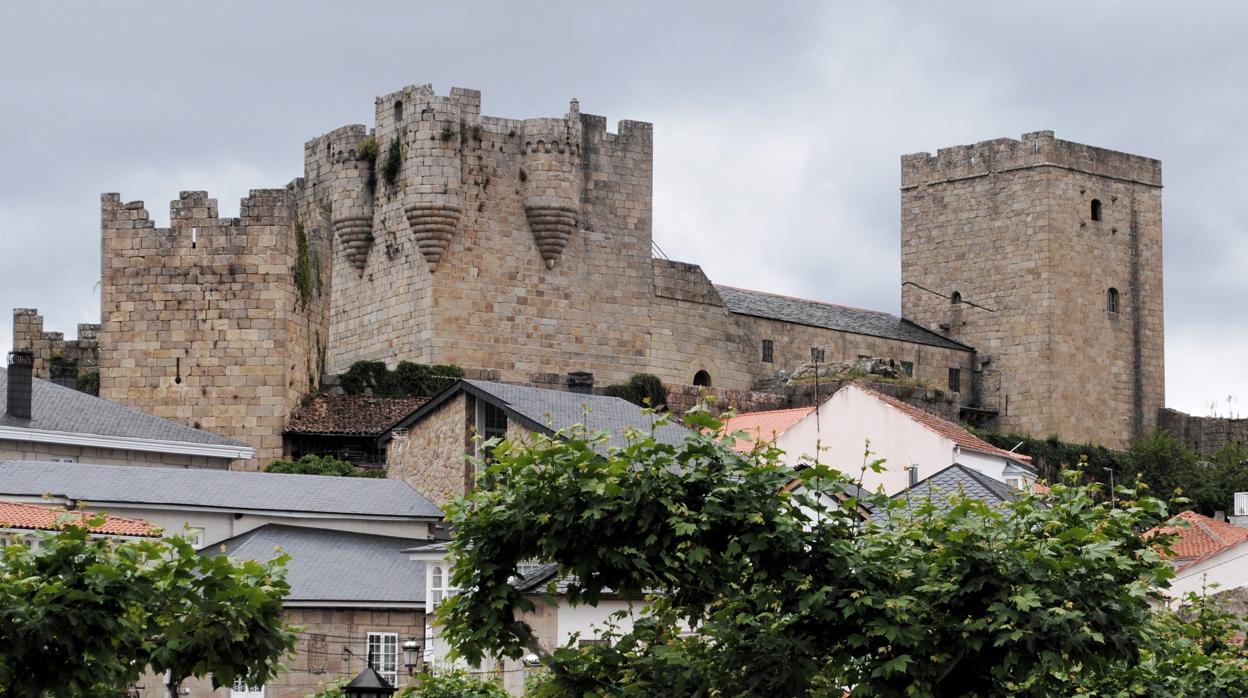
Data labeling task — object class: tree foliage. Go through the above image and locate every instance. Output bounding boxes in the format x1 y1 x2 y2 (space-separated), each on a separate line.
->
0 520 295 696
265 453 384 478
438 409 1247 697
305 669 508 698
339 360 463 398
601 373 668 409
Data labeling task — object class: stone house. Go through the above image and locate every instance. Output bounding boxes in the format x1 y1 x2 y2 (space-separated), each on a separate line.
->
382 378 691 508
0 354 251 468
720 383 1034 495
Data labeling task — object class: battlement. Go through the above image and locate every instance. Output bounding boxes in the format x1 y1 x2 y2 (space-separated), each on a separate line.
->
306 124 371 165
101 190 296 252
901 131 1162 189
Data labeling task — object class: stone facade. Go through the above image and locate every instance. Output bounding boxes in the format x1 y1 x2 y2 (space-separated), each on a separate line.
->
11 308 99 387
147 607 424 698
97 190 331 469
387 392 472 506
900 131 1165 448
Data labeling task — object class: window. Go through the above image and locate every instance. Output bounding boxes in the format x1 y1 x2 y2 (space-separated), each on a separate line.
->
947 368 961 393
1091 198 1103 222
950 291 962 305
1005 476 1023 491
475 401 509 465
761 339 774 363
394 99 403 122
1106 287 1120 313
429 564 458 608
693 370 712 387
49 456 76 463
366 632 399 687
900 361 914 377
230 677 265 698
181 527 205 548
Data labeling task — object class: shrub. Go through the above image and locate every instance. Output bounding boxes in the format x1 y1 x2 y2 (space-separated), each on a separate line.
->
381 139 402 187
265 454 363 478
602 373 668 408
339 360 463 398
76 369 100 396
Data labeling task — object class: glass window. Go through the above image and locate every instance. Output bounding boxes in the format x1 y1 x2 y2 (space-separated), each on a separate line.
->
366 632 399 687
947 368 961 394
230 677 264 697
1107 287 1120 313
900 361 914 377
761 339 774 363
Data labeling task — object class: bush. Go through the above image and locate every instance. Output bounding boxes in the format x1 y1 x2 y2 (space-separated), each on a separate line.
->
76 369 100 396
265 454 376 478
398 669 509 698
602 373 668 408
339 360 463 398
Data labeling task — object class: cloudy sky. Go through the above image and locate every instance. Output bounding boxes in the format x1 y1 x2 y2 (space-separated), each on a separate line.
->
1 1 1244 417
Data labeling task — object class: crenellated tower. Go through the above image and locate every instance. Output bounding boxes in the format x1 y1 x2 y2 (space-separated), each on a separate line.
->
521 101 584 269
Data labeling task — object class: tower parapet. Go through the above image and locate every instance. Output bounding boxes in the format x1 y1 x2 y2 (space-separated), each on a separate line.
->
522 99 584 269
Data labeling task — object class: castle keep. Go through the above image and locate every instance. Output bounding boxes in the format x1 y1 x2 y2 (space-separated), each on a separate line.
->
14 83 1180 465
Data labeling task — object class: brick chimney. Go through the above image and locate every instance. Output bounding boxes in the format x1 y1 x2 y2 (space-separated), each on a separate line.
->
6 350 34 420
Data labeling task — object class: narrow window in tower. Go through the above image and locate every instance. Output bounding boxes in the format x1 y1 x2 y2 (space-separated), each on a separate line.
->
1107 287 1120 314
1091 199 1103 222
394 99 403 122
947 367 961 394
693 370 712 387
950 291 962 305
761 339 774 363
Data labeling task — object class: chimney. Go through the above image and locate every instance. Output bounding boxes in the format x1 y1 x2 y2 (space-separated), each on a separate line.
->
6 350 34 420
567 371 594 395
908 464 920 487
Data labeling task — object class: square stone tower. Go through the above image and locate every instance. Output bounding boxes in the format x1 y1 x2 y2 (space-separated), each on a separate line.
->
900 131 1164 448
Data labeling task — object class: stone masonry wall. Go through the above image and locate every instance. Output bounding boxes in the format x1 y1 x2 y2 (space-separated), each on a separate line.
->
1158 408 1248 457
157 607 424 698
900 131 1164 448
11 308 99 384
387 391 471 507
98 190 331 469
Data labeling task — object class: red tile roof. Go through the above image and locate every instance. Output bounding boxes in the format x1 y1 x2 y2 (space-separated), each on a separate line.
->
0 501 161 537
285 395 428 436
719 407 816 452
858 387 1032 463
1150 510 1248 567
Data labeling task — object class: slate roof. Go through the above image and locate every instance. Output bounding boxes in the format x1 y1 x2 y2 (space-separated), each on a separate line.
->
0 461 442 519
285 394 427 436
886 463 1021 517
0 367 246 450
0 500 161 537
715 285 972 352
385 380 691 453
857 386 1033 466
207 524 426 605
1149 511 1248 568
719 407 815 452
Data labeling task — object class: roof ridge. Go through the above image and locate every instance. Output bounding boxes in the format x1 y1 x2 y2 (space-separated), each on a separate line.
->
854 385 1023 461
715 284 893 317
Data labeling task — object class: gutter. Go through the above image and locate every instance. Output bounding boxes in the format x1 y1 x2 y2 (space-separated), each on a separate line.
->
0 424 254 460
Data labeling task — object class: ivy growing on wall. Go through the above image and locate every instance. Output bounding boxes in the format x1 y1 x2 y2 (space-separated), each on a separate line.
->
338 360 463 398
294 219 312 308
381 139 402 187
357 135 378 188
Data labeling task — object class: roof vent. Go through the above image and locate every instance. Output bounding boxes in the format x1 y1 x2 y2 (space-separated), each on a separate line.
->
6 351 34 420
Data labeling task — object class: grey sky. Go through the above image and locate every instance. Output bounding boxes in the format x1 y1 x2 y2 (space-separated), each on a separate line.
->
1 1 1244 417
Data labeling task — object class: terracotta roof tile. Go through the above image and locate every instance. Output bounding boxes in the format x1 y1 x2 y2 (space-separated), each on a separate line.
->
0 500 161 537
858 387 1032 463
285 394 427 436
719 407 815 452
1150 510 1248 566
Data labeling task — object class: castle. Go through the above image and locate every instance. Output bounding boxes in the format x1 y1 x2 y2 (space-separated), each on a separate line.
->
13 83 1184 467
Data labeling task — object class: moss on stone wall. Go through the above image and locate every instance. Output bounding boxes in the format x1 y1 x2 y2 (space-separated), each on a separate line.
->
294 219 312 308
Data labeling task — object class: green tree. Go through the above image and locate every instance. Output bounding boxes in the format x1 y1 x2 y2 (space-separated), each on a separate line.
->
0 520 295 696
438 409 1203 697
305 669 507 698
338 360 463 397
265 454 383 478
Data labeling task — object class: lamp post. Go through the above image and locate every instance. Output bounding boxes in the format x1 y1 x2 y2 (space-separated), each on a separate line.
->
402 637 422 675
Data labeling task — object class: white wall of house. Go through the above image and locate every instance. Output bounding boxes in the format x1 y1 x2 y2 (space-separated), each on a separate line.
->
1167 541 1248 599
771 385 1025 495
556 599 638 647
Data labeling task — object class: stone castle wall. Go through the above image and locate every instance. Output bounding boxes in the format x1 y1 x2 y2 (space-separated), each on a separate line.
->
98 190 331 469
900 131 1164 448
11 308 99 385
1159 408 1248 457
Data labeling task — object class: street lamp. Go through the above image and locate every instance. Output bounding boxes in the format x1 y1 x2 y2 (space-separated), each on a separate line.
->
402 637 422 675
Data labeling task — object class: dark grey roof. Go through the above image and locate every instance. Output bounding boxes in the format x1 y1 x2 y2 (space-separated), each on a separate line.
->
885 463 1020 518
386 379 691 454
0 461 442 519
715 285 973 351
206 524 426 605
0 367 245 449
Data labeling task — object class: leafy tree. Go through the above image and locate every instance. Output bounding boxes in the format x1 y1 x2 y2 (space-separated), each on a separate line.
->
601 373 668 408
75 369 100 396
0 520 295 696
305 669 507 698
438 409 1199 697
265 453 383 478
